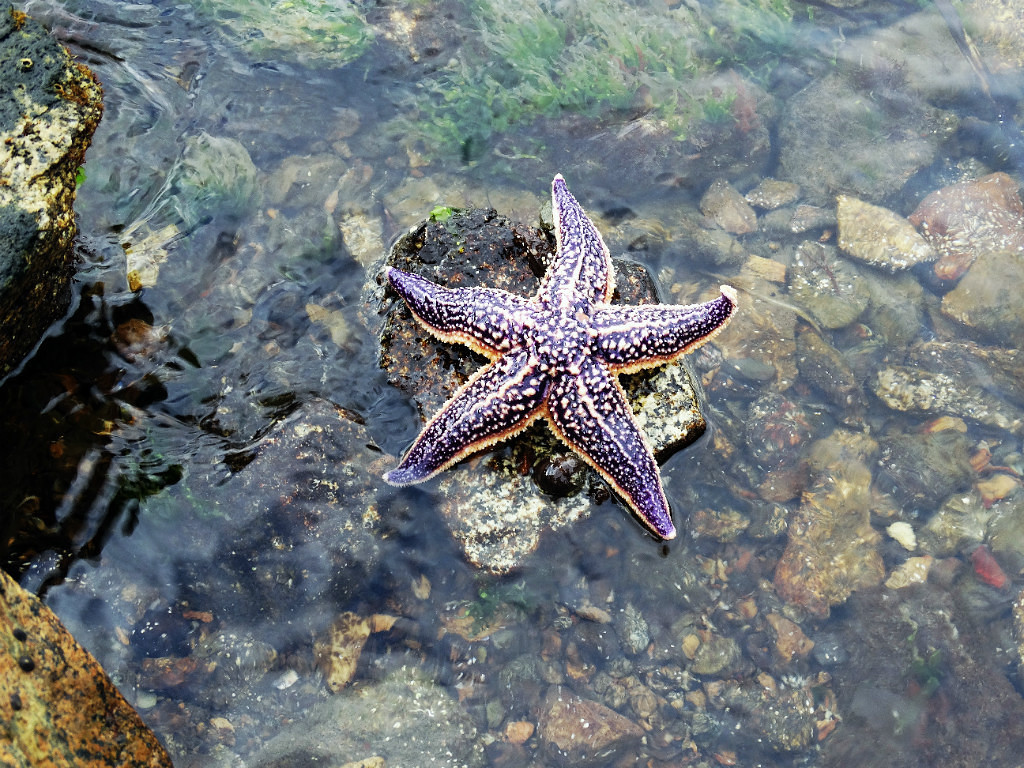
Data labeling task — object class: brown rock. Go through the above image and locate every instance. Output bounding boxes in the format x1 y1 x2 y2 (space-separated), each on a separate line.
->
537 685 643 766
505 720 535 744
774 431 884 616
766 614 814 663
0 569 171 767
909 172 1024 280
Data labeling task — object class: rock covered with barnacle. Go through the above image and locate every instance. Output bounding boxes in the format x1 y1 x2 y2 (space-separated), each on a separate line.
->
909 172 1024 282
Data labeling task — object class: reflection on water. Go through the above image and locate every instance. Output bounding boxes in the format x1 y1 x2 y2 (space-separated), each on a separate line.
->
3 0 1024 765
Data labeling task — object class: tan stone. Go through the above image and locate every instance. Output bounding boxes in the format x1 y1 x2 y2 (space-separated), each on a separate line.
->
0 569 172 767
766 613 814 662
505 720 535 744
315 612 371 693
885 556 934 589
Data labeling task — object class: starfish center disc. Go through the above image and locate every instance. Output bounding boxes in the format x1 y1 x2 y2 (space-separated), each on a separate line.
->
529 308 593 375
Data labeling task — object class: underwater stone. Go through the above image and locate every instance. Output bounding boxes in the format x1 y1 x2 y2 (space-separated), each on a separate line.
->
874 365 1024 433
778 70 954 204
837 195 935 271
248 666 485 768
788 242 870 329
941 249 1024 345
700 179 757 235
773 430 884 616
537 685 643 767
910 172 1024 281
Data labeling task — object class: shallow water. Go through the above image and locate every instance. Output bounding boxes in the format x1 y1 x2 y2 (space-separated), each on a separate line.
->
4 0 1024 765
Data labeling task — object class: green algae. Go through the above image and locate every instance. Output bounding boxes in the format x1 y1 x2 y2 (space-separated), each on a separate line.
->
193 0 373 69
400 0 795 161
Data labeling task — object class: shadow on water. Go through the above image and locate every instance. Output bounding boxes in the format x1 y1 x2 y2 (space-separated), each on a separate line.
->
4 0 1024 765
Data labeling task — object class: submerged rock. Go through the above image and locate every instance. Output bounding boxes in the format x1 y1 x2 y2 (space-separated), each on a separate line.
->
788 242 870 329
873 365 1024 433
836 195 935 272
158 399 383 628
824 587 1024 768
537 685 643 767
192 0 371 69
907 339 1024 408
940 248 1024 345
248 666 485 768
0 9 103 377
700 179 757 235
745 178 800 210
0 569 172 767
715 254 798 388
778 71 954 204
707 680 817 752
876 423 974 508
774 431 884 616
795 323 867 420
909 171 1024 282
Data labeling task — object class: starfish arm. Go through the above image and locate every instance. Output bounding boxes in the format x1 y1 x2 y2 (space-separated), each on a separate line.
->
386 267 533 358
539 175 615 310
384 347 549 486
593 286 738 373
545 358 675 540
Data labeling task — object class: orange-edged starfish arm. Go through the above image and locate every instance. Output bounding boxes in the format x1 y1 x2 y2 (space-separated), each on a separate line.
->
545 356 675 540
386 267 533 359
383 346 549 486
593 286 738 374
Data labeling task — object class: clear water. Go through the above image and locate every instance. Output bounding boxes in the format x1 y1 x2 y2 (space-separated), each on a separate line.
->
3 0 1024 765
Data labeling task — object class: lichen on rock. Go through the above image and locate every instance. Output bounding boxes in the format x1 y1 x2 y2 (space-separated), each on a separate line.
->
0 569 172 767
0 9 103 377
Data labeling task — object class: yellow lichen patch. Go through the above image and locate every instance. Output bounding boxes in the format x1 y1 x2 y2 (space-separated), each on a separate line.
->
0 570 172 767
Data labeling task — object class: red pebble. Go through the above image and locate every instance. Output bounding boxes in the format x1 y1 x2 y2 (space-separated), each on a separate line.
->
971 545 1007 589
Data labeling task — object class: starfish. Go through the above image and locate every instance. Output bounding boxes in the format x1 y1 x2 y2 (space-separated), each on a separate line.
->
383 175 737 540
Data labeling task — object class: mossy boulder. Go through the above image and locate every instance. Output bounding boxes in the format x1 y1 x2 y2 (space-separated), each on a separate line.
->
0 9 103 377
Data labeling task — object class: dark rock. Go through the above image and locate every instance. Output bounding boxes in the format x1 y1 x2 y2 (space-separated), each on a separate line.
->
823 587 1024 768
795 323 867 421
876 425 974 508
0 568 171 767
708 680 817 752
166 398 383 630
0 9 103 377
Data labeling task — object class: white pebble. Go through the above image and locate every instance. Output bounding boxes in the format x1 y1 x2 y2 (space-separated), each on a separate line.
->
887 521 917 551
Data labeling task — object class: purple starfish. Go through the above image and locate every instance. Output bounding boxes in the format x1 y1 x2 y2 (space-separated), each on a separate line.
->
383 175 737 540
